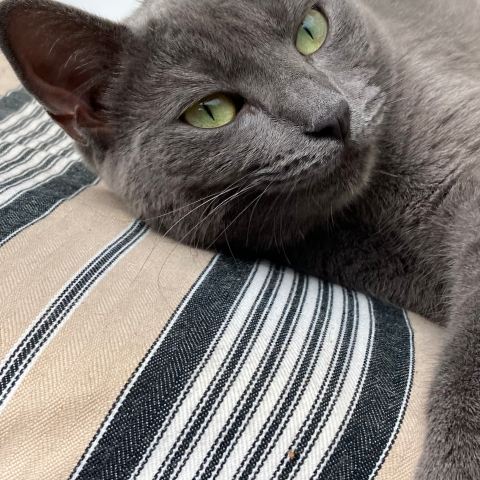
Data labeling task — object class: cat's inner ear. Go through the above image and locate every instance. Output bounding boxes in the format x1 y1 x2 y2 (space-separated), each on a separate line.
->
0 0 131 146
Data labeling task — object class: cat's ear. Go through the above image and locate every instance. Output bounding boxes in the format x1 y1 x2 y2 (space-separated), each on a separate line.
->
0 0 132 146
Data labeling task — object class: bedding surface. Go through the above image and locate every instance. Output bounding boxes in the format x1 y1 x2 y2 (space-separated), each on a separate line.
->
0 56 446 480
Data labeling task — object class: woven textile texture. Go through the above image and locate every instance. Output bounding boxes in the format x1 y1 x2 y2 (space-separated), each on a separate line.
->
0 60 447 480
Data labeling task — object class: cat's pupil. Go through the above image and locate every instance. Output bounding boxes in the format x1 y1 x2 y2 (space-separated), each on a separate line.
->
204 105 215 121
303 26 314 40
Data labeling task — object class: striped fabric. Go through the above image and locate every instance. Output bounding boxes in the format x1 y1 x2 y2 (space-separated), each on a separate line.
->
69 260 413 480
0 62 447 480
0 88 98 247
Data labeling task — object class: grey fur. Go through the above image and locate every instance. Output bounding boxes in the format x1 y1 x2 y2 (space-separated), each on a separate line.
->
1 0 480 478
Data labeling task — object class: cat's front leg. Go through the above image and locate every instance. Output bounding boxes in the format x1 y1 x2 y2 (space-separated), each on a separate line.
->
416 215 480 480
415 315 480 479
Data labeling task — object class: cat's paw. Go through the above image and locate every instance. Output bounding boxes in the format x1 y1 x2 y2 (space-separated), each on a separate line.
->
415 428 480 480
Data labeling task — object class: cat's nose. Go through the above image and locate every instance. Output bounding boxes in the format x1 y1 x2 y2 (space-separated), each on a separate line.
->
305 99 350 141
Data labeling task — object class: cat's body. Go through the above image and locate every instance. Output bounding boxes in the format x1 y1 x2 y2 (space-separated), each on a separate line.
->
284 0 480 322
1 0 479 478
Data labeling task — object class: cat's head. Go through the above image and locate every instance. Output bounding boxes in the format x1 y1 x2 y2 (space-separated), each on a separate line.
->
0 0 391 251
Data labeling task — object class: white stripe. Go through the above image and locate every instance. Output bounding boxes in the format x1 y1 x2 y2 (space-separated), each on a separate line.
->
168 271 293 480
128 261 269 480
198 276 311 480
0 142 24 164
137 266 287 480
281 291 364 480
257 284 346 480
367 310 414 480
0 131 72 175
0 133 74 182
22 122 64 151
143 268 290 480
2 108 50 142
0 107 67 169
0 102 39 130
208 277 318 480
0 144 35 172
0 148 59 185
69 255 222 480
227 281 331 480
2 111 53 148
0 143 73 190
0 155 76 207
0 222 148 415
18 119 66 149
310 294 376 478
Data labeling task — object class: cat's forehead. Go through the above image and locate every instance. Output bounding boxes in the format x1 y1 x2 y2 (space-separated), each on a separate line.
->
126 0 327 80
127 0 317 34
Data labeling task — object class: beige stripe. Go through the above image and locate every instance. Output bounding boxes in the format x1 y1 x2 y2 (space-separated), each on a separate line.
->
0 55 20 96
0 182 132 361
0 186 212 480
376 312 446 480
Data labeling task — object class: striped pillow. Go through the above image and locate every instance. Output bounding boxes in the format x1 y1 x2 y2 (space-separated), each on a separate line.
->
0 83 447 480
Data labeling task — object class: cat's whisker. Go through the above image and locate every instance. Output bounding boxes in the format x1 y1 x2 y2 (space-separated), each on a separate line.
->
276 182 293 264
160 182 256 240
223 235 238 265
156 182 257 285
245 192 263 247
375 46 430 91
383 96 416 106
136 162 155 173
208 178 276 248
142 172 253 222
376 169 401 179
261 179 286 252
378 66 450 106
273 178 298 253
206 181 276 251
129 230 162 287
245 179 278 246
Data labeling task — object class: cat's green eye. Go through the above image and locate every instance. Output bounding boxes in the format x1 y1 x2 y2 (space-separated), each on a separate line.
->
183 93 237 128
296 9 328 56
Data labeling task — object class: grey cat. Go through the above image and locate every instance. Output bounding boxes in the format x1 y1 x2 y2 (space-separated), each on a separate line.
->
1 0 479 478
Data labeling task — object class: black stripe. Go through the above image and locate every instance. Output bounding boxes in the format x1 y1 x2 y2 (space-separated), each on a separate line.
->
195 275 309 480
129 265 273 478
0 162 97 247
311 293 374 478
131 263 273 480
236 281 332 480
0 89 33 123
0 145 38 174
315 299 413 480
0 221 148 407
17 118 55 144
274 289 357 480
70 255 258 480
129 262 263 480
154 267 285 480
